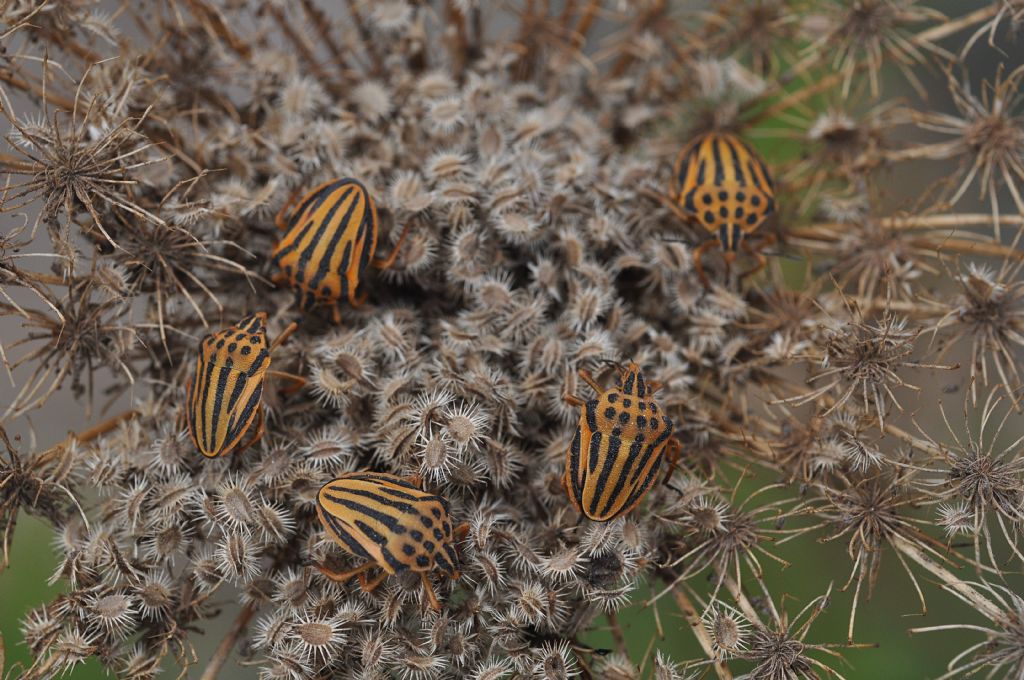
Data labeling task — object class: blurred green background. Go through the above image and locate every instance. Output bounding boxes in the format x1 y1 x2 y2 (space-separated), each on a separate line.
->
2 0 1021 677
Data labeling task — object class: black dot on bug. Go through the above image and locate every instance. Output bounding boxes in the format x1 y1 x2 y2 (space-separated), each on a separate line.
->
433 528 443 541
747 214 759 225
443 522 451 536
751 195 761 206
704 210 715 223
618 412 630 424
402 544 416 556
421 516 434 528
650 404 658 414
607 393 617 403
736 191 746 201
416 556 429 567
702 193 712 205
718 190 728 200
622 398 631 408
604 407 616 419
423 541 435 552
638 402 646 411
235 333 245 340
241 346 252 356
612 427 621 437
735 207 745 218
719 206 728 218
431 508 442 519
410 530 424 541
637 415 647 429
216 339 225 349
652 420 659 430
228 343 237 353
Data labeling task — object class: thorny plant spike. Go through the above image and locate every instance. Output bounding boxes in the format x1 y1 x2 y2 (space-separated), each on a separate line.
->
0 2 1023 679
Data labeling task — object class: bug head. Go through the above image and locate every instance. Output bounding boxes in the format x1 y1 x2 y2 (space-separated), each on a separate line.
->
614 362 649 397
235 312 268 335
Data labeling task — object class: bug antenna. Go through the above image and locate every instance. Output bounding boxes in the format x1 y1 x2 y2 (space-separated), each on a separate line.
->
597 357 625 372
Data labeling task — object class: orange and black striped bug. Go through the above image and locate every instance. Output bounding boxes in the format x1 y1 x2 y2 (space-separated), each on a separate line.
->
562 361 676 522
315 471 469 611
183 313 304 458
271 178 410 323
647 131 776 288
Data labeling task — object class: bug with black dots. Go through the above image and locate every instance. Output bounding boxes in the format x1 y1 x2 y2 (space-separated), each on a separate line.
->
183 313 304 458
315 471 469 611
665 131 777 288
563 361 675 522
271 178 410 323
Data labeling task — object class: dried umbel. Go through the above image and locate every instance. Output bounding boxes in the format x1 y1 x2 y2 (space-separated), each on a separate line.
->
2 2 1024 679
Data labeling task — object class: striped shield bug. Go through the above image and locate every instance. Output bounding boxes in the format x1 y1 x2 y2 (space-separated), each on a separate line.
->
562 362 675 522
672 131 776 287
183 312 302 458
315 471 469 611
271 178 410 323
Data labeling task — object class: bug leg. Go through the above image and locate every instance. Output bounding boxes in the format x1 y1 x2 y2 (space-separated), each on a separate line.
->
577 369 603 394
230 408 265 456
692 239 717 289
70 410 139 444
738 237 768 281
661 437 682 485
270 321 298 351
563 393 586 407
371 221 412 270
177 381 190 430
452 522 470 541
420 572 442 612
316 560 374 583
274 188 301 231
637 187 693 226
348 286 369 310
270 272 287 286
268 370 307 394
357 569 389 593
331 305 343 325
401 473 424 488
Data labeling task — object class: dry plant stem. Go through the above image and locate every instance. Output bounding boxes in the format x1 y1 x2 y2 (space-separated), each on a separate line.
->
198 602 256 680
914 4 998 43
800 215 1024 232
660 575 733 680
889 534 1000 621
719 571 764 627
183 0 252 58
269 6 339 94
299 0 356 83
606 610 628 656
0 71 76 111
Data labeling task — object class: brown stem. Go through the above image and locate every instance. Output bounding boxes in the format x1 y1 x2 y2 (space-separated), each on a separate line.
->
198 602 256 680
606 611 628 657
890 534 1001 621
0 70 76 110
658 570 733 680
915 4 999 43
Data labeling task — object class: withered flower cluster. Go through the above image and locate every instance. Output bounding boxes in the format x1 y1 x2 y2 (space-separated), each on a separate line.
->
2 2 1024 679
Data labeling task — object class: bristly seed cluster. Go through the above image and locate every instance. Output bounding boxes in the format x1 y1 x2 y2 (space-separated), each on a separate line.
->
2 2 1024 679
